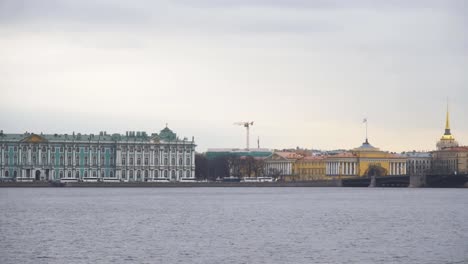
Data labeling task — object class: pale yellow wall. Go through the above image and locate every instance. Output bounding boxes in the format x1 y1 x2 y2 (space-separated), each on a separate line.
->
291 159 326 181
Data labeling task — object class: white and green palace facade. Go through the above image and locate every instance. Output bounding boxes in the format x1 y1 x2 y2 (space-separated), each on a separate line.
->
0 127 196 182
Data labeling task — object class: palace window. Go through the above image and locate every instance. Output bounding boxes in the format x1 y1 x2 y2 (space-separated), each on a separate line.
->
68 156 71 165
101 156 104 165
164 170 168 178
60 156 64 166
144 170 148 179
155 170 159 178
129 170 134 179
110 171 114 177
137 158 141 165
122 157 126 165
130 158 134 165
23 146 27 152
155 158 159 165
136 170 141 179
42 146 46 152
13 170 17 177
5 171 8 177
164 158 168 165
93 156 97 165
130 147 134 152
93 171 97 177
101 171 104 178
144 158 148 165
60 147 64 152
179 170 183 178
186 158 191 166
75 171 79 178
85 156 89 166
75 156 79 165
60 171 64 178
110 156 114 165
186 170 190 178
84 171 88 178
68 171 71 178
122 170 126 178
171 158 175 166
179 158 183 166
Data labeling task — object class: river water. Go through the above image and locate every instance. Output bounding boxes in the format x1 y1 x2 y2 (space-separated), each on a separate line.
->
1 188 467 264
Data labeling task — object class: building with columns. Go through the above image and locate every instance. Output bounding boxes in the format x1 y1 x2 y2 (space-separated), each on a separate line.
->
0 127 196 182
264 151 303 178
325 139 407 178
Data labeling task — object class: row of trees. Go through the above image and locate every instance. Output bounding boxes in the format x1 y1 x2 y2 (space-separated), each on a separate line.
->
195 154 266 181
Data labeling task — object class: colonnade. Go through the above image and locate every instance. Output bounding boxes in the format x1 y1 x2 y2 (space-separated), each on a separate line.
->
326 161 357 176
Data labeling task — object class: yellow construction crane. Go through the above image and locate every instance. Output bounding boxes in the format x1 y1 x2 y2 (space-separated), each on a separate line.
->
234 121 254 150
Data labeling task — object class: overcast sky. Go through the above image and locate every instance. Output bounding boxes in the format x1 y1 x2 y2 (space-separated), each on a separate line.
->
0 0 467 152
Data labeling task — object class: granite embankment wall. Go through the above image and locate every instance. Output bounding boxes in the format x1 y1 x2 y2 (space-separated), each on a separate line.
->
0 181 340 188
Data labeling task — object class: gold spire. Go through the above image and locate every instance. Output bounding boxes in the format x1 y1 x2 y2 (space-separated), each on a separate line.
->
445 100 450 130
441 99 454 140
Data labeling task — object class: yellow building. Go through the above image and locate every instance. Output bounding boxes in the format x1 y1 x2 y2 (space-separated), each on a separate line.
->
290 156 327 181
325 139 407 179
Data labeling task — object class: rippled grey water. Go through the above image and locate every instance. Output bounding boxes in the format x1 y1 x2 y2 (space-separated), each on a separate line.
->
1 188 467 264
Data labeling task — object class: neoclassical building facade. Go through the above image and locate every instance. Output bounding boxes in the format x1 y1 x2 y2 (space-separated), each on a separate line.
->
325 139 407 178
0 127 196 182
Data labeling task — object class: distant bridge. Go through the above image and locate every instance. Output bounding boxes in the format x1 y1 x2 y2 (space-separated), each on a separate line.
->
342 175 409 187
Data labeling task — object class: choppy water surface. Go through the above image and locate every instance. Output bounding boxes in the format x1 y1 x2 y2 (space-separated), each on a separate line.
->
1 188 467 264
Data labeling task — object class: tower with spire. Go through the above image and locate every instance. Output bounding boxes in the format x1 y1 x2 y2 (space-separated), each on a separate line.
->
436 101 458 150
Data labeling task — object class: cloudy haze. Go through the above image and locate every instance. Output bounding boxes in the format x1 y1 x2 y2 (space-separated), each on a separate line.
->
0 0 467 152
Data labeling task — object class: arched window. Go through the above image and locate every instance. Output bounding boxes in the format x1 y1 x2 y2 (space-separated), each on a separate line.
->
101 171 104 178
164 158 168 165
93 171 97 177
137 158 141 165
171 158 175 165
84 171 88 177
179 170 183 178
186 158 190 166
85 156 89 165
155 158 159 165
144 170 148 178
68 171 71 178
164 170 168 178
42 146 46 152
110 171 114 177
122 157 126 165
75 171 79 178
155 170 159 178
43 154 47 165
13 170 17 177
14 155 18 165
68 156 71 165
129 170 134 179
5 171 9 177
60 171 64 178
144 158 148 165
101 156 104 165
171 170 176 179
122 170 126 179
93 156 97 165
60 156 64 165
137 170 141 179
179 158 183 165
186 170 190 178
130 158 134 165
110 156 114 165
